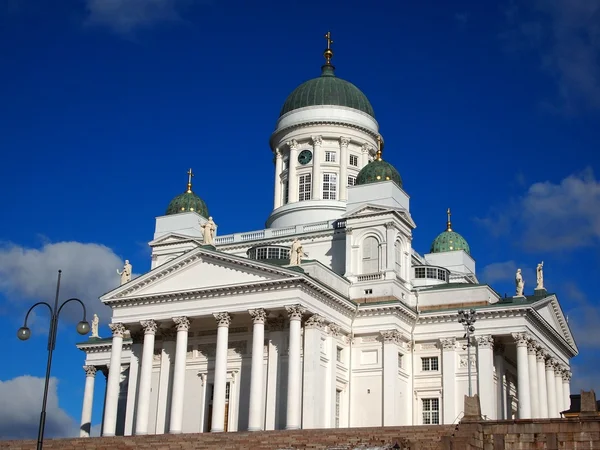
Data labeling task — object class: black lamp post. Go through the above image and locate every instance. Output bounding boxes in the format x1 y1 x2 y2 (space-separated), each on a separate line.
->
457 309 477 396
17 270 90 450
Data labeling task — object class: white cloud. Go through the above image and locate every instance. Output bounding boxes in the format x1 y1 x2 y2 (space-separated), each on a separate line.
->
0 241 125 322
500 0 600 113
0 376 78 440
84 0 192 35
481 260 518 284
477 168 600 253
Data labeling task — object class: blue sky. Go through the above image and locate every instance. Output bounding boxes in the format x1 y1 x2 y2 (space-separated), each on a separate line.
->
0 0 599 439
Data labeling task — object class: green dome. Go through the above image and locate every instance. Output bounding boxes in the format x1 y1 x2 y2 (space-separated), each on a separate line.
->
430 210 470 255
279 64 375 118
165 169 209 217
355 159 403 188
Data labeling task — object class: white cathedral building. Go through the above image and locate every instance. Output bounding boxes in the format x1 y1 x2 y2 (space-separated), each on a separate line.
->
76 37 578 438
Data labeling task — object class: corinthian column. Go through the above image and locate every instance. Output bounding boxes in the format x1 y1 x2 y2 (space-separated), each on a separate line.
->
287 140 299 203
554 366 564 414
248 308 267 431
513 333 531 419
527 341 539 417
546 358 557 418
169 316 191 434
477 335 495 419
80 365 97 437
339 137 350 200
211 312 231 432
360 143 370 167
135 320 158 435
103 322 126 437
536 349 549 418
274 149 283 208
311 136 322 200
562 370 572 412
285 304 305 429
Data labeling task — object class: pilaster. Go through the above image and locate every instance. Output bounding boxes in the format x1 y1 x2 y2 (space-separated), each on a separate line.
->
477 335 495 419
381 330 402 426
311 136 322 200
440 338 457 424
287 140 299 203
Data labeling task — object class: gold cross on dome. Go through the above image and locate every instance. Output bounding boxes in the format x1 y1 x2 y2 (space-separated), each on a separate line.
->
446 208 452 231
324 31 333 50
186 168 194 192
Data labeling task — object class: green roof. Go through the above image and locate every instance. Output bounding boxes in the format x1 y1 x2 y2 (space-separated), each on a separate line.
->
356 159 402 188
430 230 470 255
279 64 375 118
166 190 209 217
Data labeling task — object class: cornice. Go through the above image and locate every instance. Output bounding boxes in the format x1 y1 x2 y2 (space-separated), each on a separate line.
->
77 340 133 354
271 120 380 149
356 302 417 325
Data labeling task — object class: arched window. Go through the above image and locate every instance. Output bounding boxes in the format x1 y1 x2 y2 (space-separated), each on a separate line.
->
362 236 379 274
395 240 403 275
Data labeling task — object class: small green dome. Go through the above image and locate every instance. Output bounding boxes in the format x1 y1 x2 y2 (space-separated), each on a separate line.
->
165 169 209 217
355 156 403 188
280 64 375 118
430 209 470 255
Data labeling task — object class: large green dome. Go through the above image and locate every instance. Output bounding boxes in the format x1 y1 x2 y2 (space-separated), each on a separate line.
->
279 64 375 118
165 169 209 217
430 210 470 255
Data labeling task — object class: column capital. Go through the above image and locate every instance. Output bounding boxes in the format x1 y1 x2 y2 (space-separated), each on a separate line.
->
266 314 285 331
477 335 494 349
140 319 158 335
311 135 323 146
527 339 538 354
173 316 190 332
361 143 370 153
249 308 267 324
440 337 456 351
380 329 403 344
285 304 306 321
108 323 126 338
275 148 282 159
339 136 350 147
562 370 572 382
214 312 231 327
536 348 547 361
385 222 395 230
545 357 556 370
83 365 97 377
512 332 529 347
328 323 343 337
305 314 326 330
345 227 353 235
287 139 299 150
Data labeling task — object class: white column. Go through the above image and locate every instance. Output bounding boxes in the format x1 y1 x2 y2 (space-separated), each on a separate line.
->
563 370 572 412
265 316 285 430
440 338 456 424
80 365 97 437
477 335 495 419
103 323 126 437
124 339 141 436
274 149 283 209
546 358 557 418
155 332 175 433
536 349 549 418
248 308 267 431
360 143 370 167
311 136 322 200
134 320 157 435
513 333 531 419
339 137 350 200
555 367 564 415
327 324 342 427
303 314 326 428
285 304 305 430
494 345 506 420
381 330 401 426
527 341 540 417
211 312 231 432
169 316 191 434
287 140 299 203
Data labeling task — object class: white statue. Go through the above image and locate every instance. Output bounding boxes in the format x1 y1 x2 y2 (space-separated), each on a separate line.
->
536 261 544 290
91 314 100 338
289 238 304 266
117 260 132 285
515 268 525 297
201 217 216 245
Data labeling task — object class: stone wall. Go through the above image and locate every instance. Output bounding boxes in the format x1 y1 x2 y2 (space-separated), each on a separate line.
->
2 418 599 449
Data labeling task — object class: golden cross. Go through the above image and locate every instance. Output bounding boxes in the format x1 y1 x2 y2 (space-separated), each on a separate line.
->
376 135 383 160
446 208 452 231
324 31 333 50
187 168 194 192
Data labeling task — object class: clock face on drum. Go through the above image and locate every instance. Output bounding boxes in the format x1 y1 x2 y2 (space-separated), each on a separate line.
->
298 150 313 165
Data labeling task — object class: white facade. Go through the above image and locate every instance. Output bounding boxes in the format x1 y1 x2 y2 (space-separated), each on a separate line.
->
77 66 578 438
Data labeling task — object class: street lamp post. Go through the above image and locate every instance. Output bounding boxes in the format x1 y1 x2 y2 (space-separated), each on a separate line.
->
17 270 90 450
458 309 477 396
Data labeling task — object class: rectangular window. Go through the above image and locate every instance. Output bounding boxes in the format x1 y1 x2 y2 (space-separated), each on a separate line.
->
427 268 437 278
421 356 439 371
335 390 342 428
283 179 289 204
299 174 311 201
325 151 336 162
322 173 337 200
364 289 373 295
336 347 343 362
349 154 358 166
437 269 447 281
415 267 426 278
422 398 440 425
348 176 356 187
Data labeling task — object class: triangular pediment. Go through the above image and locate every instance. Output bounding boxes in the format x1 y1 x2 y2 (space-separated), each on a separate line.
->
149 232 201 247
343 204 416 228
101 248 299 302
533 295 578 352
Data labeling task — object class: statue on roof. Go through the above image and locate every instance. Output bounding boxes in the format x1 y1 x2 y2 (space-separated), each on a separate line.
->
91 314 100 338
289 238 304 266
117 260 132 285
536 261 544 290
515 268 525 297
202 216 216 245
